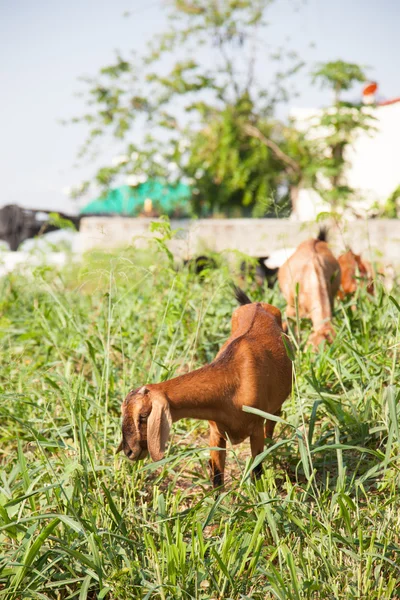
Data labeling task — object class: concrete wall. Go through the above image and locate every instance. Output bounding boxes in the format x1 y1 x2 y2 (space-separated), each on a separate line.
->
80 216 400 265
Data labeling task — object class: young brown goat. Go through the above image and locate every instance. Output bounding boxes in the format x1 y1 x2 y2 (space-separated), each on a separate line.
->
117 288 292 488
278 230 341 347
338 250 374 299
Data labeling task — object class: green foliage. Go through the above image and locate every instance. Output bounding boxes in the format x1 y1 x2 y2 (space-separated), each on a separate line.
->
70 0 306 216
380 184 400 218
185 94 292 216
0 247 399 598
312 60 367 104
70 8 383 219
47 212 77 232
308 61 375 210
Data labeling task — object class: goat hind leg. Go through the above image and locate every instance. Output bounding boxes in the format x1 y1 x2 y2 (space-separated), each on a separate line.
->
250 426 265 481
264 411 285 478
208 422 226 489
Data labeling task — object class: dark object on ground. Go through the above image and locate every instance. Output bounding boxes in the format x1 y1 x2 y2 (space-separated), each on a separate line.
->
240 256 278 288
0 204 82 251
184 255 218 275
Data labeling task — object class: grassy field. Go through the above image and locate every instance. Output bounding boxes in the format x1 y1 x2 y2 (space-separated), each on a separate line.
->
0 240 399 600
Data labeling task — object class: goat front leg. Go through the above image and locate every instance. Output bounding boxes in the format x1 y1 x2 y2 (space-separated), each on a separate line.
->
208 422 226 489
250 425 265 481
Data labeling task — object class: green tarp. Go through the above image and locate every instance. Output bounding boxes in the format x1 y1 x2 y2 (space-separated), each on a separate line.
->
80 181 192 216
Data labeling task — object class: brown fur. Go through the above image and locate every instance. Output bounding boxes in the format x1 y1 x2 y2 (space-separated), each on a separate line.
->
118 301 292 488
338 250 374 299
278 238 341 347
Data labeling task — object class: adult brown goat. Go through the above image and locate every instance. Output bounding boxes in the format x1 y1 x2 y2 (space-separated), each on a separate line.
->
278 229 341 347
117 287 292 488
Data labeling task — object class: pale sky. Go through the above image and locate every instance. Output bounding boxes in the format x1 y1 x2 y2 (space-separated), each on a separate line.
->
1 0 399 214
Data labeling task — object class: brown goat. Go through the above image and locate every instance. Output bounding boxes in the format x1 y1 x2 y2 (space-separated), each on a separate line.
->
338 250 374 298
117 288 292 488
278 234 341 347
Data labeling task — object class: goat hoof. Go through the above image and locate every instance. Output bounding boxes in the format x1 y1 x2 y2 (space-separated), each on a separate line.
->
209 460 224 489
251 463 263 481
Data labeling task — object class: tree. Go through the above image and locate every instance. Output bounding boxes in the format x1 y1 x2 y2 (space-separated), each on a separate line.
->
312 60 366 105
184 92 301 217
309 60 375 211
70 0 305 216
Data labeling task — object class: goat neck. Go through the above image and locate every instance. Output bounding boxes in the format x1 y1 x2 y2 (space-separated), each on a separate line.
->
148 362 238 423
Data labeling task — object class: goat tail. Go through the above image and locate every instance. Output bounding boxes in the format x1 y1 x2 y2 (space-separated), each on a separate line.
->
317 226 328 242
232 284 252 306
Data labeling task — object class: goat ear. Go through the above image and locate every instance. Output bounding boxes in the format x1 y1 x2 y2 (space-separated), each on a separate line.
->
147 392 172 462
261 303 283 328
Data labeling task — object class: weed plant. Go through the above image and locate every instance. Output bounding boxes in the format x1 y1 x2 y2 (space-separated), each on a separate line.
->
0 243 399 599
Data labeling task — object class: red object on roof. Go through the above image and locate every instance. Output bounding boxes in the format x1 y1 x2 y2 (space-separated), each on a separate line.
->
378 97 400 106
363 82 378 96
361 81 400 106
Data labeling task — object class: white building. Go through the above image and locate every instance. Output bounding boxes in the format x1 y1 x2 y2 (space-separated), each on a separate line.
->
290 98 400 221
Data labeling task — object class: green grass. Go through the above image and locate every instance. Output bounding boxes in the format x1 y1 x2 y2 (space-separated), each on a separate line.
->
0 243 399 599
